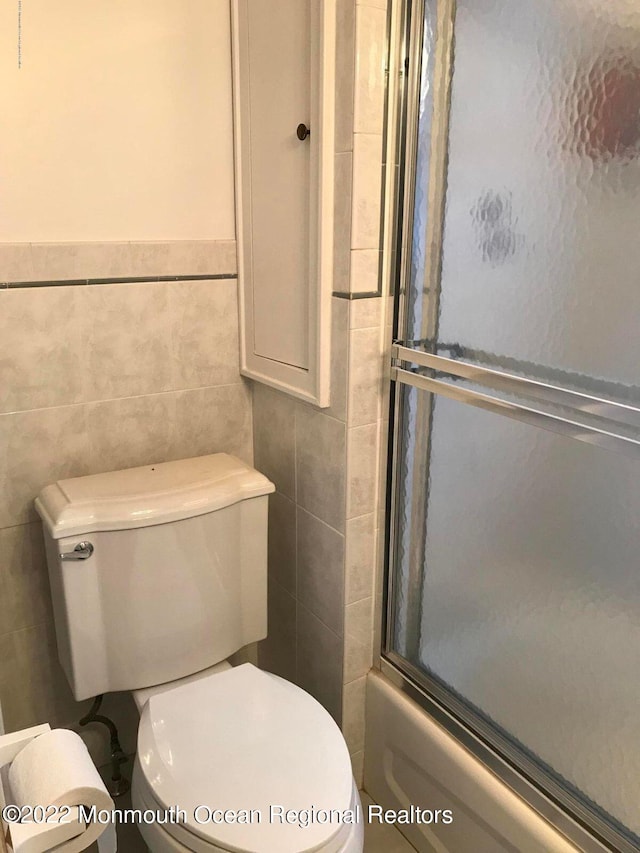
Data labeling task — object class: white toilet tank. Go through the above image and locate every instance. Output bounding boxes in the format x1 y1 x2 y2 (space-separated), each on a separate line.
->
35 454 275 701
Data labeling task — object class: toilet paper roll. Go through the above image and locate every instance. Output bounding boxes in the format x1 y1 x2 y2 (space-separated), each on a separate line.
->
8 729 114 853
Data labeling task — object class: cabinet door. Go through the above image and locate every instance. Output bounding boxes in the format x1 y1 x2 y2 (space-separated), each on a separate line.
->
232 0 334 406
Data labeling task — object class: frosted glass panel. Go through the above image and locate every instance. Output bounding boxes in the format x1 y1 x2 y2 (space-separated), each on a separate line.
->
390 0 640 842
393 1 439 654
394 387 640 836
437 0 640 389
407 0 438 341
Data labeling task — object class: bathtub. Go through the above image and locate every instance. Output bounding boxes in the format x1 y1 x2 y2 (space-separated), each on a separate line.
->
364 669 592 853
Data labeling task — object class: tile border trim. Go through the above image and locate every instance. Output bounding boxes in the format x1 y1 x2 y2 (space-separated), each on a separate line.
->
1 273 237 289
332 290 381 300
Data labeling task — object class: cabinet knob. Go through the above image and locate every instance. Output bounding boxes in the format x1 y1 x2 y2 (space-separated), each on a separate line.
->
296 123 310 141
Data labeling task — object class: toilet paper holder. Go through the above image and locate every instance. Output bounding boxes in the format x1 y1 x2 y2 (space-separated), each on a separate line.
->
0 724 113 853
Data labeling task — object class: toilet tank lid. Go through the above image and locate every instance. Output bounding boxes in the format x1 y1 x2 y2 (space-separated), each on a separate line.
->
35 454 275 539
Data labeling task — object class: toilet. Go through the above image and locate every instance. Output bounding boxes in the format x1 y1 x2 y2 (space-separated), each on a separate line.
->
35 454 364 853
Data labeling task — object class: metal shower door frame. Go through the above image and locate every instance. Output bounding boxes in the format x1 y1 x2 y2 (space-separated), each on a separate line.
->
381 1 640 851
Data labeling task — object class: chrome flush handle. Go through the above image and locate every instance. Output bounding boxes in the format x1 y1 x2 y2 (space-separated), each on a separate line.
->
60 541 94 561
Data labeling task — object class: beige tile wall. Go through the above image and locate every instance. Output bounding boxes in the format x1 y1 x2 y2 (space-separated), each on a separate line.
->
334 0 387 298
0 240 236 283
256 0 388 790
0 0 389 787
254 294 385 786
253 295 348 725
0 239 249 763
343 0 389 786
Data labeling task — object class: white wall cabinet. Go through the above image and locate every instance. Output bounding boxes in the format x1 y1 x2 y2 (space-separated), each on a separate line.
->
232 0 335 407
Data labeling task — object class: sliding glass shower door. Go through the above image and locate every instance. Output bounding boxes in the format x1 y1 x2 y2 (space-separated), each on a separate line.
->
386 1 640 849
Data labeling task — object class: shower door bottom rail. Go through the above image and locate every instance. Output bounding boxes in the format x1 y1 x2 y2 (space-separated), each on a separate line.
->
379 654 635 853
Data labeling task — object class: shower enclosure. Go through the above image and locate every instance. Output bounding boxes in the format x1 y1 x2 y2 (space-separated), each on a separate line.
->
384 1 640 850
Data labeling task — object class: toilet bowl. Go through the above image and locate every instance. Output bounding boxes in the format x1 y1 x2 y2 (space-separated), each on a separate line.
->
130 664 363 853
35 454 364 853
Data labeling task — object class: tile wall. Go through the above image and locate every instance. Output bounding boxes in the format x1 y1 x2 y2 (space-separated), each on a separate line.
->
0 0 390 785
0 240 250 762
255 0 389 786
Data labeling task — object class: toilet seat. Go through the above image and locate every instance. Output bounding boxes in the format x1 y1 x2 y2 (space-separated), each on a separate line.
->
133 763 363 853
136 664 357 853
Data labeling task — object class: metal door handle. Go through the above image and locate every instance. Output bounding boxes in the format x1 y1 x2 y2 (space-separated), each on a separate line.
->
296 123 310 140
60 541 94 561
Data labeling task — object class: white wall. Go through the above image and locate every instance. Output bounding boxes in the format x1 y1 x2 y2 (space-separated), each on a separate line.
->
0 0 235 242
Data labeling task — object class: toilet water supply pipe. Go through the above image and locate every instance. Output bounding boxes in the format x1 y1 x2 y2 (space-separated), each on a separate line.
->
79 697 129 797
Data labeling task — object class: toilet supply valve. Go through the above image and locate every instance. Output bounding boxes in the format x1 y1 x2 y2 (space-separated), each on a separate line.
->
79 697 129 798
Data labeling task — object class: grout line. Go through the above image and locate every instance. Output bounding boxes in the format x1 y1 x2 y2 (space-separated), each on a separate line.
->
347 509 377 523
296 397 348 429
350 323 385 332
297 600 343 643
348 417 382 430
343 305 352 634
294 598 300 687
0 519 40 533
293 402 299 505
0 381 249 418
268 576 296 603
344 304 353 530
346 588 375 607
344 673 370 688
297 583 345 642
0 618 53 642
296 504 346 539
293 401 300 683
294 493 300 614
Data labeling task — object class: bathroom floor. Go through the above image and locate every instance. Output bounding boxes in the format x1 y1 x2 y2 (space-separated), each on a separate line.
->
92 790 415 852
86 788 145 852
